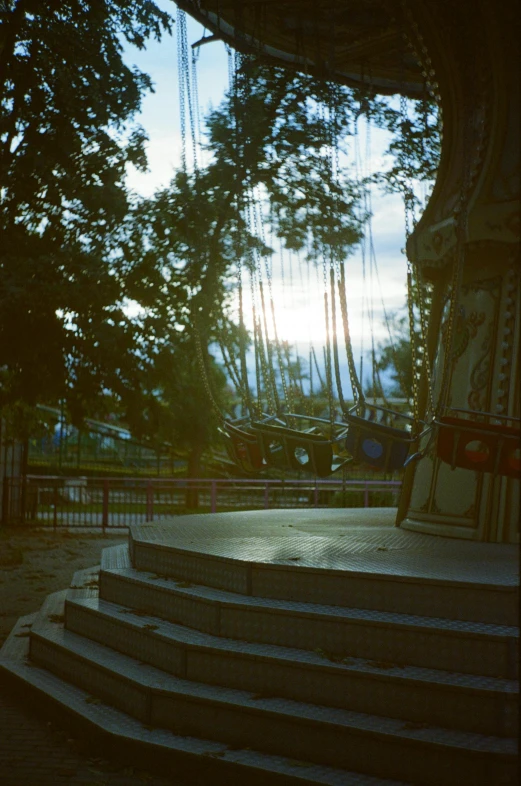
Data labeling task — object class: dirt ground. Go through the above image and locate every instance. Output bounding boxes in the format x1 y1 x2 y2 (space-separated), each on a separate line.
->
0 525 184 785
0 526 127 645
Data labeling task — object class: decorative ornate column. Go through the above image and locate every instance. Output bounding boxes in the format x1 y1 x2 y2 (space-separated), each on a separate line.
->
397 1 520 542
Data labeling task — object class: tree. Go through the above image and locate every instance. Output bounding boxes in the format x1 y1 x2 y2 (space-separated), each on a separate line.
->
0 0 172 427
371 310 413 400
116 63 376 474
116 59 440 472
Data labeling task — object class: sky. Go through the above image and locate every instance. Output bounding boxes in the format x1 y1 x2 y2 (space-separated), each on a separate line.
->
123 1 413 393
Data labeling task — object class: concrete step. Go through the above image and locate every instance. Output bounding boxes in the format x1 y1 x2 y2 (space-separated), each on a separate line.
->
99 555 519 679
65 593 519 737
128 517 519 625
0 616 400 786
26 617 517 786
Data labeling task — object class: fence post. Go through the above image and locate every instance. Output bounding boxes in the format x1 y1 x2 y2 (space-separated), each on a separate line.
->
53 482 58 531
364 482 369 508
20 475 27 522
1 476 10 524
146 480 153 522
264 482 269 509
314 479 318 508
102 480 109 532
210 480 217 513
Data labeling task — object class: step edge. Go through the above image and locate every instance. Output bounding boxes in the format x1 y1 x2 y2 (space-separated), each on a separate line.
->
0 657 386 786
130 534 519 592
29 623 518 755
66 594 520 696
100 567 519 639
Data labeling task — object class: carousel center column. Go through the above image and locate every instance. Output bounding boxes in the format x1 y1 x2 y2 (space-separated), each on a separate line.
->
397 0 520 543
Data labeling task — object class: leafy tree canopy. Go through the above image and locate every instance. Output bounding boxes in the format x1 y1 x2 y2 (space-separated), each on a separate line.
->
0 0 172 424
116 59 439 463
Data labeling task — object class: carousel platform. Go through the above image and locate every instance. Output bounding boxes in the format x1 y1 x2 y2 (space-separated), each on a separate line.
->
1 509 519 785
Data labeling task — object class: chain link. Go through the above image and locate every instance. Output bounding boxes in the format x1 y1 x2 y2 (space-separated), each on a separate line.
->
251 188 293 414
176 8 187 172
193 320 224 417
400 93 435 429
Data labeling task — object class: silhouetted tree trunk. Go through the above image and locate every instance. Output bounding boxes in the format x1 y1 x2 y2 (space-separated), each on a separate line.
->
186 441 204 509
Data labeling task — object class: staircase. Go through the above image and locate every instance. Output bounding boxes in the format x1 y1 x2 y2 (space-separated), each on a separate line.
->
1 510 519 785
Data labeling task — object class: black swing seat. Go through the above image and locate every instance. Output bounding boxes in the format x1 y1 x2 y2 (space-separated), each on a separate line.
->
251 414 351 477
221 420 266 474
345 403 418 472
436 409 521 479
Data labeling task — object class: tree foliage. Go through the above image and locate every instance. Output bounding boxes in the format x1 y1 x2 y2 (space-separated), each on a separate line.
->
373 310 413 399
118 58 439 456
0 8 440 473
0 0 172 424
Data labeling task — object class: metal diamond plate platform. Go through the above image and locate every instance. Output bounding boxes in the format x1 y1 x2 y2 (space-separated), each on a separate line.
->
131 509 519 587
2 508 518 785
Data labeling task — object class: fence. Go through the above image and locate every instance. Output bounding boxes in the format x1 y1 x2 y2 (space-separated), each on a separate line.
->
2 475 402 530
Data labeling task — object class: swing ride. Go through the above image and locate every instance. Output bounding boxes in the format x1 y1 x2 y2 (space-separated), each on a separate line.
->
0 7 517 786
201 49 430 480
179 0 519 543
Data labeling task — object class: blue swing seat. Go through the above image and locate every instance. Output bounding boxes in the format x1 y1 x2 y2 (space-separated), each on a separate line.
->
345 403 416 472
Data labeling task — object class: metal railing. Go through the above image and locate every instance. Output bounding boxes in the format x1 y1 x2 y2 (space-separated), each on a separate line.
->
2 475 402 530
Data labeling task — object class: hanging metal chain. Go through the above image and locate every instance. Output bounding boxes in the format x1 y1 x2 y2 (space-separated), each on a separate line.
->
400 0 444 426
254 308 276 416
243 194 275 414
437 206 467 416
232 61 255 418
311 344 326 392
330 267 347 415
323 283 335 426
251 263 276 415
176 7 187 172
253 311 264 414
191 46 202 156
325 88 366 413
400 93 435 429
193 318 225 417
364 115 381 405
220 342 243 400
217 321 248 404
226 44 234 92
251 189 292 414
176 8 198 172
248 259 265 414
338 262 364 407
322 83 343 426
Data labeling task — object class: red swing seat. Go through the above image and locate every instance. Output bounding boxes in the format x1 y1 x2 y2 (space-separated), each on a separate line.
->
436 411 521 479
222 422 265 473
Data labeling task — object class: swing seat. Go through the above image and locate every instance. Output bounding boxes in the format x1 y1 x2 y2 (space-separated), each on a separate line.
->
222 422 266 473
436 413 521 479
252 416 350 477
345 404 415 472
